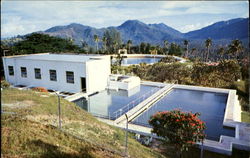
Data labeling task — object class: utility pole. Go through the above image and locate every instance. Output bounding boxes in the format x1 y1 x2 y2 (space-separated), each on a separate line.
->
55 92 61 129
125 114 128 157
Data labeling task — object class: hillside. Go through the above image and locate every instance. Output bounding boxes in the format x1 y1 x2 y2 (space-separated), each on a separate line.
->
1 88 165 158
185 18 249 40
36 18 249 46
116 20 183 45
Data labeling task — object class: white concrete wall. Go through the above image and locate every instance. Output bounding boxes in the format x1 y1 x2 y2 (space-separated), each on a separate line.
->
108 76 140 90
3 57 86 93
3 56 111 93
86 56 111 93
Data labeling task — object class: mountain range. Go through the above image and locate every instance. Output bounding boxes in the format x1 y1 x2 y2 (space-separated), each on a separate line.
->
40 18 248 46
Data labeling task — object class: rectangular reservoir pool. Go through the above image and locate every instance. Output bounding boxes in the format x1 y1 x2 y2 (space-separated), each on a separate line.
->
73 85 161 119
132 88 235 141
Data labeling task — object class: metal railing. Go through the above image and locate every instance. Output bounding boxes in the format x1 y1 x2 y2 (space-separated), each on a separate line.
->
111 87 161 120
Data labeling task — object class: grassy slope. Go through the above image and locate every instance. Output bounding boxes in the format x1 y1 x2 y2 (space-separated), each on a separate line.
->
2 88 249 158
1 88 165 158
242 111 250 123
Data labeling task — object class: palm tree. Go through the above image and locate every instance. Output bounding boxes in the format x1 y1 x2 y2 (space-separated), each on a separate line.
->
228 39 243 59
164 40 169 55
113 41 118 54
94 34 99 53
127 40 132 54
102 36 107 52
69 38 74 44
183 40 189 58
217 47 225 60
191 48 197 57
140 42 146 54
205 38 212 62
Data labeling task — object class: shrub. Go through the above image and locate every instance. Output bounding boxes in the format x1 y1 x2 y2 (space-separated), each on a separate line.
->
159 56 178 63
1 80 10 89
149 109 206 153
32 87 48 93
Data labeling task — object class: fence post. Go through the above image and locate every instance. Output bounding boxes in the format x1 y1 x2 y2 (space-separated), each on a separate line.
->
200 140 204 158
55 92 62 129
124 114 128 157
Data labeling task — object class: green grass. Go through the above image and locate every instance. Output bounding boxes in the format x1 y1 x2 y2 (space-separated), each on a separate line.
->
1 88 165 158
242 111 250 123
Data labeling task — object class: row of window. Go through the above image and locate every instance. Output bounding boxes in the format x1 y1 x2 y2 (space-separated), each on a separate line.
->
8 66 74 83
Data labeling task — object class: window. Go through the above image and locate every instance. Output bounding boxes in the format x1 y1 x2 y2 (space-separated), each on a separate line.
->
21 67 27 78
66 71 74 83
34 68 41 79
8 66 14 76
50 70 57 81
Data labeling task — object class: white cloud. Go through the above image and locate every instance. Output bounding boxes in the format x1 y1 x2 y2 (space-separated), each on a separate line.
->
180 22 214 33
1 1 249 37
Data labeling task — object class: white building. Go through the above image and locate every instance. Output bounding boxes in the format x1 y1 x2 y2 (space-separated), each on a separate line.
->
2 53 111 94
108 74 140 90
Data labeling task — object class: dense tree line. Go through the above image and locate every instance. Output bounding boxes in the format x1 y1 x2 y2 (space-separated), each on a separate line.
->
1 33 82 55
131 60 243 88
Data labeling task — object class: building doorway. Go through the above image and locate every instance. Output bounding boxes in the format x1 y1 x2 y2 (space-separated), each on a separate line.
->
81 77 86 92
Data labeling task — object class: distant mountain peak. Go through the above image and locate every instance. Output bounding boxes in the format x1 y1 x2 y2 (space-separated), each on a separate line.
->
38 17 247 46
68 23 83 27
119 20 147 27
185 17 248 40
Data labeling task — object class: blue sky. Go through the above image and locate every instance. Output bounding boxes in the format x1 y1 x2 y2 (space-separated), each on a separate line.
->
1 1 249 38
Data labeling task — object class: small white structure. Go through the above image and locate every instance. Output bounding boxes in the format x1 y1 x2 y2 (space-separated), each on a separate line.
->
2 53 111 94
118 48 127 54
108 74 140 90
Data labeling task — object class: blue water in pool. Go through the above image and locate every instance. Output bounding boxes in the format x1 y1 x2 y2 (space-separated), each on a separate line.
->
112 57 162 65
132 88 235 141
73 85 160 119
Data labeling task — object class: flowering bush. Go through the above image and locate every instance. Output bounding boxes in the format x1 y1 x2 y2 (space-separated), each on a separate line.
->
32 87 48 93
149 109 206 151
1 80 10 89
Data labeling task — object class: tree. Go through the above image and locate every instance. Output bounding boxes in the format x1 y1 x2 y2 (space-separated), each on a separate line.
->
228 39 243 59
183 40 189 58
140 42 146 54
145 43 151 54
103 28 122 54
113 41 118 54
164 40 169 55
127 40 132 54
93 34 99 53
149 110 206 157
205 38 212 62
190 48 197 57
81 40 89 54
11 33 80 54
102 36 107 53
168 43 182 56
217 47 225 60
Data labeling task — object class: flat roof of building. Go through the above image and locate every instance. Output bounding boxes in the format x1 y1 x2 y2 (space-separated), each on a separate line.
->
4 53 109 63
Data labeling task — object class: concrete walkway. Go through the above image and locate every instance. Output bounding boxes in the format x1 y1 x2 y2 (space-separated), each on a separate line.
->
65 92 88 102
114 84 174 124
